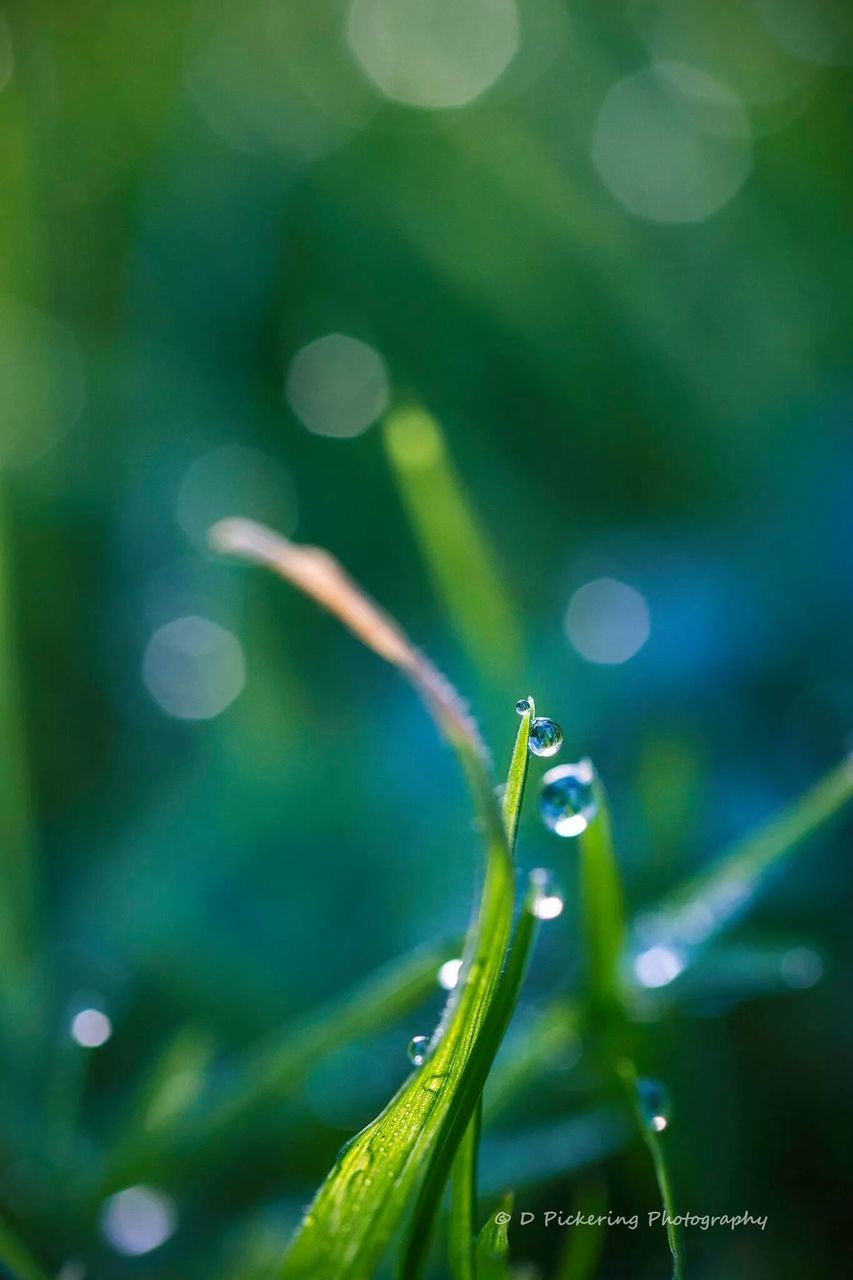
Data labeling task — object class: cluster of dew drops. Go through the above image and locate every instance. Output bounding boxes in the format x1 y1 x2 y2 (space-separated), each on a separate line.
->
406 698 601 1070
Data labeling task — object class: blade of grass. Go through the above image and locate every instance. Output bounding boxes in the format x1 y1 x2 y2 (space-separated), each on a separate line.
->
619 1061 686 1280
383 406 522 685
445 713 534 1280
474 1192 513 1280
399 865 544 1279
210 519 521 1280
633 755 853 968
578 776 624 1009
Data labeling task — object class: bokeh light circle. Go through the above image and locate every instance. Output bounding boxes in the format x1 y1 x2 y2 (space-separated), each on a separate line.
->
565 577 651 665
143 616 245 721
286 334 389 438
591 62 753 224
346 0 519 109
100 1186 176 1256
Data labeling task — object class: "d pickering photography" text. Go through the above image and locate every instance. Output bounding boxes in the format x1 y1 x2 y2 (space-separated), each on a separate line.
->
496 1210 769 1232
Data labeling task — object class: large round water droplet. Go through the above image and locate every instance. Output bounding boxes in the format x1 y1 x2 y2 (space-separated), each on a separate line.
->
636 1077 670 1132
407 1035 430 1066
529 717 563 757
539 760 598 836
515 697 532 716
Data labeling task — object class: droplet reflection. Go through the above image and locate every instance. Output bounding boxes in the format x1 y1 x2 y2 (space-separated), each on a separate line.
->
529 717 563 757
636 1078 671 1133
539 760 598 837
407 1035 431 1066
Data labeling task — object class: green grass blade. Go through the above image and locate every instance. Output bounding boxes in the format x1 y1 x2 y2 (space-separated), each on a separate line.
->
556 1172 608 1280
632 756 853 970
399 867 542 1279
475 1192 513 1280
281 767 515 1278
443 711 534 1280
448 1099 481 1280
383 406 522 685
578 776 624 1007
210 521 522 1280
398 711 535 1279
619 1061 686 1280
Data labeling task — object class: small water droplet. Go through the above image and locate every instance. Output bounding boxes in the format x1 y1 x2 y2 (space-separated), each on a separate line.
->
407 1035 430 1066
515 697 532 716
422 1073 448 1094
636 1077 670 1132
539 759 598 836
529 717 563 757
530 868 565 920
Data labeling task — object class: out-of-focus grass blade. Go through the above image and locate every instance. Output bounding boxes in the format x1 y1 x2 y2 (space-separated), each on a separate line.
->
210 520 523 1280
480 1109 628 1194
383 406 522 685
0 487 39 1030
474 1191 513 1280
578 777 624 1008
97 940 458 1199
196 939 455 1140
630 756 853 975
619 1062 686 1280
0 1220 49 1280
448 1100 480 1280
627 940 824 1018
485 1000 581 1117
557 1172 608 1280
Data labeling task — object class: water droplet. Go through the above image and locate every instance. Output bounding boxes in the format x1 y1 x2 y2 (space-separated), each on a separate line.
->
422 1073 447 1094
515 697 532 715
530 869 565 920
529 717 563 757
407 1035 430 1066
539 760 598 836
437 958 464 991
636 1077 670 1132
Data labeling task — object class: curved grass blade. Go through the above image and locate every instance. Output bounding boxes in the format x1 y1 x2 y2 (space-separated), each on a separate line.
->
444 715 534 1280
210 520 520 1280
578 776 624 1009
630 755 853 974
399 865 544 1279
619 1061 686 1280
475 1191 513 1280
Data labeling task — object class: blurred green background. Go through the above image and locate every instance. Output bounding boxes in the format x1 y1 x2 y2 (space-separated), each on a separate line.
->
1 0 852 1276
